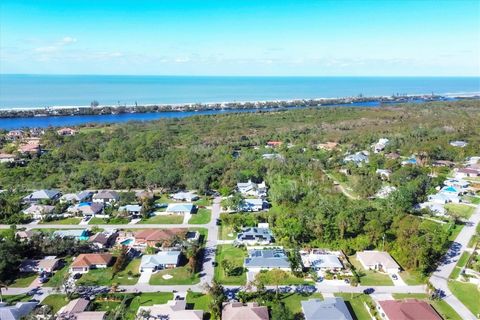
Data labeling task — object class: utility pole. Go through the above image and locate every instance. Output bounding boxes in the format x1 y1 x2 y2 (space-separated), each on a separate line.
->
382 233 386 251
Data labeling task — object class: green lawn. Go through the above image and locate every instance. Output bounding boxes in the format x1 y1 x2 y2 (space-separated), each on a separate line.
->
448 281 480 315
186 291 212 311
399 270 426 285
446 223 464 242
449 252 470 280
2 294 31 305
189 208 211 224
149 266 200 285
43 258 72 287
393 293 462 320
349 256 394 286
42 294 69 313
139 214 183 224
40 217 81 225
462 195 480 205
218 225 237 240
89 217 130 224
214 244 246 285
77 258 141 286
9 272 37 288
93 293 173 320
255 270 310 285
155 195 175 204
445 204 476 219
261 292 323 317
194 197 211 207
335 293 374 320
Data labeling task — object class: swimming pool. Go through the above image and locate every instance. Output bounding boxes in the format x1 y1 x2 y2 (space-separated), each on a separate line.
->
120 238 134 245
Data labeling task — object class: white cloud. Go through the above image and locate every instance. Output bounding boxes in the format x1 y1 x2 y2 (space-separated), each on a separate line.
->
60 36 77 45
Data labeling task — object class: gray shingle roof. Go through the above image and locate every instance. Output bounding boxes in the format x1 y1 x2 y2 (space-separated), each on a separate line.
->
301 298 353 320
244 249 290 269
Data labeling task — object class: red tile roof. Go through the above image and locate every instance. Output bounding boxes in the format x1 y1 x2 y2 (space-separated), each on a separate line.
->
71 254 113 268
379 300 442 320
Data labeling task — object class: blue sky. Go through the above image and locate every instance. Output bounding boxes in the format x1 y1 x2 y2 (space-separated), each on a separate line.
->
1 0 479 76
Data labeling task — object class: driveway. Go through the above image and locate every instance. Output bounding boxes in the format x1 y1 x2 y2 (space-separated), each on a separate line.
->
390 273 407 286
138 270 153 284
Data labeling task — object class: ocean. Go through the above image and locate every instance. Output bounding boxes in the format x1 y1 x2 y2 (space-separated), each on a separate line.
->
1 75 479 108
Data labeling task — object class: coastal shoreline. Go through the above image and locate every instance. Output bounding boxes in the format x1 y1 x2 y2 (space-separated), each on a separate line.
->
1 92 478 119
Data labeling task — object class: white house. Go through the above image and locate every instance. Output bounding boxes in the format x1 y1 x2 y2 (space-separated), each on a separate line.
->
356 251 400 274
300 249 344 275
450 140 468 148
23 204 55 220
119 204 142 216
237 180 267 198
137 300 203 320
19 256 60 273
170 191 199 202
69 253 113 274
428 193 460 204
373 138 389 153
343 151 369 166
22 189 61 203
239 198 265 212
68 202 104 218
244 248 291 273
235 225 273 246
139 251 181 272
376 169 391 180
165 203 195 215
60 191 92 203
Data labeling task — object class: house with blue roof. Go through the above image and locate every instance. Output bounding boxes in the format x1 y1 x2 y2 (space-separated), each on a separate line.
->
0 302 38 320
53 229 90 241
301 298 353 320
140 251 181 272
165 203 195 214
244 248 291 272
22 189 61 203
119 204 142 216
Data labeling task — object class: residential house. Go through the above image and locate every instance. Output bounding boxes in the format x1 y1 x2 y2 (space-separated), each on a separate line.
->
23 204 55 220
17 142 40 155
133 228 187 248
222 302 269 320
401 157 418 166
385 152 400 160
373 138 389 153
300 249 344 275
317 142 338 151
60 191 93 203
170 191 199 202
302 298 353 320
53 229 90 241
240 198 265 212
22 189 61 203
343 151 369 166
119 204 142 216
165 203 195 215
0 302 37 320
92 190 120 205
139 251 181 272
19 256 59 273
15 229 40 241
69 253 113 274
57 127 77 136
137 299 203 320
135 190 154 201
455 167 480 178
375 186 397 199
244 248 291 272
444 178 469 189
6 130 24 140
377 299 442 320
237 180 267 198
57 298 106 320
450 140 468 148
262 153 283 160
266 141 282 148
236 225 273 246
428 192 461 204
356 251 400 274
88 231 117 249
376 169 391 180
432 160 456 168
69 202 104 218
417 202 446 216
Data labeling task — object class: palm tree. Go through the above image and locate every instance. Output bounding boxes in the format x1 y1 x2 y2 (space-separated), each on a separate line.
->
0 281 8 303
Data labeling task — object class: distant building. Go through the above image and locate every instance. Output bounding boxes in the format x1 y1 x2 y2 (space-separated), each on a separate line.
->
69 202 104 217
266 141 283 148
376 169 391 180
57 127 77 136
170 191 199 202
119 204 142 216
60 191 93 203
57 298 106 320
302 298 353 320
300 249 344 275
317 142 338 151
137 299 203 320
239 198 265 212
222 302 269 320
356 251 400 274
244 248 290 272
0 301 37 320
165 203 194 215
401 157 418 166
53 229 90 241
377 299 442 320
23 189 61 203
0 153 18 163
343 151 369 166
23 204 55 220
237 180 267 198
373 138 389 153
449 140 468 148
455 167 480 178
6 130 24 140
19 256 60 273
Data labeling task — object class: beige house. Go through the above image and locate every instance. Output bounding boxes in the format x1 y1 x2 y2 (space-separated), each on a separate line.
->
222 302 269 320
70 253 113 274
57 298 106 320
137 299 203 320
356 251 400 274
19 256 60 273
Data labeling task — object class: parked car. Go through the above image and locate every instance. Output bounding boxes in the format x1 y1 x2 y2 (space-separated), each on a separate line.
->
363 288 375 294
391 274 398 280
73 273 82 280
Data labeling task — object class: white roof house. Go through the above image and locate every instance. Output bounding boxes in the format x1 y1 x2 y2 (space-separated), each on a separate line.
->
300 250 343 272
237 180 267 198
444 179 469 189
236 225 273 245
244 248 291 272
343 151 369 166
170 191 199 202
23 204 55 219
165 203 194 214
239 198 265 212
428 192 461 204
68 202 104 217
376 169 392 179
140 251 181 272
417 202 446 216
0 302 38 320
23 189 61 203
302 298 353 320
60 191 92 203
375 186 397 199
119 204 142 215
373 138 389 153
450 140 468 148
137 299 203 320
92 190 120 204
356 251 400 274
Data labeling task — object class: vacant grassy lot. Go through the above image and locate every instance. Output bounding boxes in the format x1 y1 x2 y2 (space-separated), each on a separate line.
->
189 208 211 224
139 214 183 224
42 294 69 313
218 225 237 240
448 281 480 315
186 291 212 318
89 217 130 224
349 256 394 286
214 244 246 285
40 217 81 225
335 293 374 320
9 272 37 288
77 258 140 286
462 195 480 205
399 270 426 285
393 293 462 320
445 204 475 219
260 292 322 318
149 266 200 285
194 197 211 207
